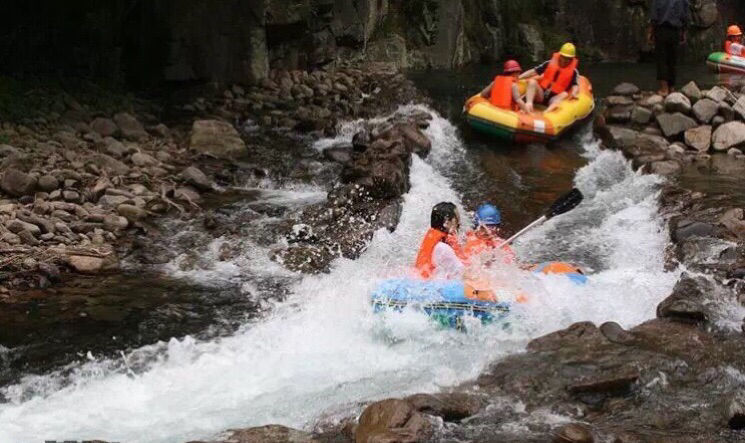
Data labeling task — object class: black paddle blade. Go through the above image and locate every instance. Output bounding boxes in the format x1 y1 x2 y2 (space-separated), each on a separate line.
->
545 188 583 219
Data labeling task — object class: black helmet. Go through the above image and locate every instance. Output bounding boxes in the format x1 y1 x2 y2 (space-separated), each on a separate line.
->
431 202 458 231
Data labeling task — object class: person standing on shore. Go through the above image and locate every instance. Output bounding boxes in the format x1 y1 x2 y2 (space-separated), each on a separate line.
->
648 0 690 97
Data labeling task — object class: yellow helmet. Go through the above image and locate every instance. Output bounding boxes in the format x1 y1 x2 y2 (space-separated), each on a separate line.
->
559 42 576 58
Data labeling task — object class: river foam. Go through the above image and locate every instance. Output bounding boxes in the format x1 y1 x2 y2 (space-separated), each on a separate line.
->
0 107 677 443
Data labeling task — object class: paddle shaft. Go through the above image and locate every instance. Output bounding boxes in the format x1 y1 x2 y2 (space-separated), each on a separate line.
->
496 215 546 248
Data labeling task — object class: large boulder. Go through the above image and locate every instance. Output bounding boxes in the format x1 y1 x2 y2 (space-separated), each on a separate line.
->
656 112 697 138
712 121 745 151
355 398 432 443
1 168 36 197
664 92 692 114
189 120 246 159
114 113 148 141
692 98 719 123
684 125 712 152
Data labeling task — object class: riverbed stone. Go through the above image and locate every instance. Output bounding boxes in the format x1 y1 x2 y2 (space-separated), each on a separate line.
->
216 425 314 443
656 112 697 138
103 214 129 231
180 166 213 191
174 186 201 203
657 276 708 323
90 117 118 137
103 137 127 158
114 112 148 141
693 98 719 123
67 254 118 274
613 82 640 96
729 148 743 156
706 85 730 103
649 160 681 175
724 391 745 429
607 105 632 123
602 125 639 149
607 95 634 106
640 94 664 108
680 81 702 102
552 423 595 443
719 102 735 121
131 152 157 167
664 92 692 114
1 169 37 197
38 174 60 192
712 121 745 151
7 219 40 235
355 398 432 443
117 203 146 221
684 125 712 152
88 153 130 175
189 119 246 159
631 106 652 125
733 95 745 121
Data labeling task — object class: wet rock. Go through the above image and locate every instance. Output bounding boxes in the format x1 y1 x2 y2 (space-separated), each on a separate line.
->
656 113 696 138
680 81 702 103
323 145 353 164
719 208 745 238
103 214 128 231
566 368 639 395
355 398 432 443
398 124 432 156
684 125 711 152
114 112 148 141
117 204 146 221
63 190 80 201
600 125 638 149
405 393 485 421
528 322 605 352
190 119 246 159
17 229 39 245
712 121 745 151
599 321 636 345
613 83 640 96
38 174 60 192
88 153 130 175
649 160 681 175
673 220 716 241
67 254 118 274
692 98 719 124
275 245 334 274
553 423 594 443
90 117 118 137
656 276 708 323
1 232 20 245
38 262 61 281
211 425 314 442
664 92 691 114
723 391 745 430
352 130 371 152
131 152 157 167
180 166 213 191
706 86 730 103
630 106 652 125
1 169 36 197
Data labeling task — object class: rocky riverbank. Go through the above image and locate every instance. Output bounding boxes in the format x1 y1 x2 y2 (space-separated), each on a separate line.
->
190 82 745 443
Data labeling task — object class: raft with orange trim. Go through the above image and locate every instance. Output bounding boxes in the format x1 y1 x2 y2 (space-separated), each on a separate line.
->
707 52 745 75
464 76 595 143
371 261 587 329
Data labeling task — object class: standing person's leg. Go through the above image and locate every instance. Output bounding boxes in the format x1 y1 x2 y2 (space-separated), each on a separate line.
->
667 28 679 90
654 26 670 96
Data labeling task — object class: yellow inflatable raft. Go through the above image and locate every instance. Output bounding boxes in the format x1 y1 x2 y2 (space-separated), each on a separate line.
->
464 76 595 143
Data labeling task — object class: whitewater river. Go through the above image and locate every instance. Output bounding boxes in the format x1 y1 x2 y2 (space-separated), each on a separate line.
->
1 61 704 442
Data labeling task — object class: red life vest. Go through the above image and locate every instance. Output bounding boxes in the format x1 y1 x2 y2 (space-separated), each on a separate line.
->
726 40 745 56
490 76 518 110
538 53 579 95
463 231 515 264
415 228 464 279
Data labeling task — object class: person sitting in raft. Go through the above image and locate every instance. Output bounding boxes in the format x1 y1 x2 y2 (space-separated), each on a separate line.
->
463 203 516 263
476 60 530 113
415 202 466 280
519 43 580 113
725 25 745 57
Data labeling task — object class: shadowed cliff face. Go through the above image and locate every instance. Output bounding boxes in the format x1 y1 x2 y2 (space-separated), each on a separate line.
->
3 0 745 87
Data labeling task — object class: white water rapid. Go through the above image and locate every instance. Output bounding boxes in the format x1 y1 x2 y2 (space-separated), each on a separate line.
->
0 106 678 443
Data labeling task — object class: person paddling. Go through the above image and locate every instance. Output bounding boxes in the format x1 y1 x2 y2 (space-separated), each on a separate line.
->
476 60 529 113
415 202 466 280
464 203 516 263
520 43 580 113
725 25 745 57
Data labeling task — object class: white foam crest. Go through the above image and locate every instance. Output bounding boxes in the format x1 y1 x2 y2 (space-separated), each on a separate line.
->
0 107 676 443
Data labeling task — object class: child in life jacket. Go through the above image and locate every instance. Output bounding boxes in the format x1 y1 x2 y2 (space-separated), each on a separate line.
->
463 203 516 264
415 202 466 280
475 60 529 113
725 25 745 57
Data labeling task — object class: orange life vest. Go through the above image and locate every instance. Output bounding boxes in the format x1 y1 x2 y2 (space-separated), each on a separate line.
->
463 231 515 264
538 53 579 95
415 228 465 279
725 40 745 56
490 76 518 110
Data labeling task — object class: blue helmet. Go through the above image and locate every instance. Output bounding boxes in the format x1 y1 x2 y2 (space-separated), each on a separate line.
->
473 203 501 228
